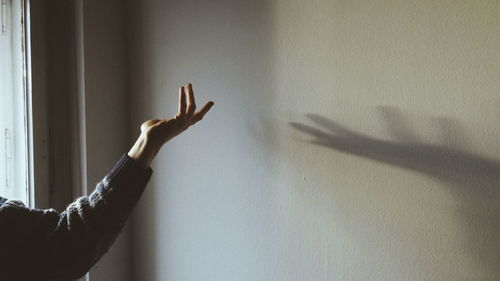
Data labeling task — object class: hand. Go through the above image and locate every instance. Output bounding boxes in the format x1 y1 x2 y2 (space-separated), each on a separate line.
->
128 83 214 168
141 83 214 145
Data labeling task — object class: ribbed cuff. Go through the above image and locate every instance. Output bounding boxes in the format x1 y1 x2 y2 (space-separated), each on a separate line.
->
101 154 153 202
108 154 153 183
88 154 153 230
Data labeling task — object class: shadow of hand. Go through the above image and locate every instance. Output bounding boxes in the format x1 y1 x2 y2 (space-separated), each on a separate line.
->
290 107 500 276
290 107 500 185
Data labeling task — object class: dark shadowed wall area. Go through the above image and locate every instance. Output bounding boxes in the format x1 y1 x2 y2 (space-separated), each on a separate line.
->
30 0 133 280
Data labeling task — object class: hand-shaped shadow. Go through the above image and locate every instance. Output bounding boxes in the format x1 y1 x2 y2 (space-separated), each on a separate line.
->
290 107 500 277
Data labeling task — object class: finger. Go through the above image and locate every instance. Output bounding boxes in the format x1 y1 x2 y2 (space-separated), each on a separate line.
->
306 114 367 139
177 86 187 117
289 122 332 139
191 101 214 125
186 83 196 117
433 116 467 150
377 106 422 143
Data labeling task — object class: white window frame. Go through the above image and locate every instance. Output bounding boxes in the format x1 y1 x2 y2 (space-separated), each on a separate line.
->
0 0 32 205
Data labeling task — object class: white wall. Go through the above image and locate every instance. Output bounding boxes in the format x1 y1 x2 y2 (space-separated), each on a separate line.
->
128 1 500 280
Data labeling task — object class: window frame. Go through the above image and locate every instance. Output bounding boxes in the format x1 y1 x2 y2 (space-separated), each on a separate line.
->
0 0 33 205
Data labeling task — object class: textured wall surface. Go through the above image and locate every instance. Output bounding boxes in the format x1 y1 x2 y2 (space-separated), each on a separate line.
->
128 1 499 280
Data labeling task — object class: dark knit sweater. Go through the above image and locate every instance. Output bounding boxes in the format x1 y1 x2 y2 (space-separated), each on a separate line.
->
0 154 152 281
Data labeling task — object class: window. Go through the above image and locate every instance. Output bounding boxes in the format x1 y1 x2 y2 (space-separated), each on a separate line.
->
0 0 30 204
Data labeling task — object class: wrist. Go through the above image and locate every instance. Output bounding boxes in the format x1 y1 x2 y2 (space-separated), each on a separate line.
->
127 133 162 168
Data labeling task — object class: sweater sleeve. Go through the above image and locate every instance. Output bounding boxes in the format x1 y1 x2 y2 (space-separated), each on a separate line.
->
0 154 152 281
